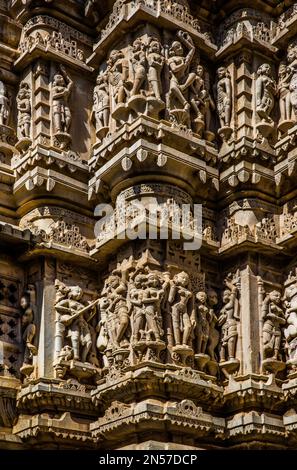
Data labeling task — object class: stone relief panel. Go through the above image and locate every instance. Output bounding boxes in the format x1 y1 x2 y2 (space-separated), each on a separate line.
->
19 16 91 63
93 29 217 143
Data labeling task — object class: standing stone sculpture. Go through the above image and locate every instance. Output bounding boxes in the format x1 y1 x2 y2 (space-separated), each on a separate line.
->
20 286 37 379
168 271 195 364
206 288 220 376
216 66 232 140
130 38 147 98
53 283 101 380
101 273 130 351
16 81 31 148
261 290 286 374
108 48 130 124
284 277 297 369
194 290 211 371
278 61 294 133
147 38 164 102
287 41 297 121
92 70 110 141
130 271 165 362
52 65 73 146
0 81 10 127
255 63 276 137
167 30 195 127
217 274 240 377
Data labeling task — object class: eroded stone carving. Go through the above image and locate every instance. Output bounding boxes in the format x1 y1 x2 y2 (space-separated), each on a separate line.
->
216 67 232 141
261 289 286 374
256 63 276 137
218 273 240 377
52 65 73 147
20 286 37 379
93 70 110 141
16 81 31 143
0 81 10 127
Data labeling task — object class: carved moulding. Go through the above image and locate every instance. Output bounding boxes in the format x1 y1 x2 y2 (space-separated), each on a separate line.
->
90 399 225 443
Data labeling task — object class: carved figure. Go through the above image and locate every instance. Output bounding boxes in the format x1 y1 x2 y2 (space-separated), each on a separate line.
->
130 272 164 343
256 63 276 123
216 67 232 128
168 271 195 347
218 276 239 362
108 49 129 105
0 81 10 126
167 31 195 118
16 81 31 138
147 38 164 101
262 290 285 360
206 288 220 361
195 291 211 354
287 44 297 117
20 286 37 376
101 273 130 349
52 65 73 134
93 70 110 135
55 285 93 363
130 38 147 97
278 62 293 123
284 280 297 363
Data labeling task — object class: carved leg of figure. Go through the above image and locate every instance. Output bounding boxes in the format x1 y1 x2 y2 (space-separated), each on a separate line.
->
280 97 286 122
53 111 62 133
219 341 226 362
81 334 92 363
182 313 191 346
24 121 30 138
146 312 161 341
65 107 71 133
103 108 109 127
71 332 80 360
228 335 237 360
172 308 181 345
195 328 202 354
201 335 208 354
151 80 161 101
170 85 189 110
273 333 281 360
131 72 145 97
133 312 144 343
224 102 231 126
116 310 129 346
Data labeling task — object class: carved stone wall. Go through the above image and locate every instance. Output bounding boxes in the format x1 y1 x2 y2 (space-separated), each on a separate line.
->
1 0 297 450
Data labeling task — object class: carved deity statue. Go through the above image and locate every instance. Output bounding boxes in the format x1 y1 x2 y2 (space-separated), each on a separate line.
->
93 70 110 137
287 43 297 118
256 63 276 123
16 81 31 139
108 49 130 106
52 65 73 134
147 38 164 101
0 81 10 126
216 67 232 129
217 276 240 363
195 291 211 355
167 30 195 123
101 273 130 350
130 38 147 97
262 290 285 361
284 279 297 364
55 285 93 363
168 271 195 348
20 286 37 377
206 289 220 361
130 272 164 344
278 62 293 124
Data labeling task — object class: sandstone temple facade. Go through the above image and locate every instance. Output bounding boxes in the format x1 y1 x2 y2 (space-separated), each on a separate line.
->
2 0 297 450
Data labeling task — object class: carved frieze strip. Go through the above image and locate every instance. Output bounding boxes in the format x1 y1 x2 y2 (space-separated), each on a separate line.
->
226 411 285 438
90 399 225 439
12 146 88 178
220 161 275 188
13 166 88 196
90 117 217 170
89 2 216 67
13 412 96 443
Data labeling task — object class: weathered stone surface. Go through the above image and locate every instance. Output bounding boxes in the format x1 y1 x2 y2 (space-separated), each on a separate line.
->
1 0 297 450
